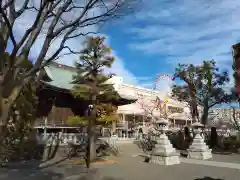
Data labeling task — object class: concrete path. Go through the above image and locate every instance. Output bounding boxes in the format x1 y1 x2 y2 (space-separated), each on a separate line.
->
131 153 240 169
99 155 240 180
121 143 240 169
181 158 240 170
1 143 239 180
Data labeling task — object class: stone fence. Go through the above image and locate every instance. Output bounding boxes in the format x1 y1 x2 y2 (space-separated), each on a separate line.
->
37 133 121 148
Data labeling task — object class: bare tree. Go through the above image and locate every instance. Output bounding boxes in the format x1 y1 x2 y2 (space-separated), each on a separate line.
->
137 94 172 123
230 107 240 131
209 108 240 131
0 0 139 129
137 94 156 120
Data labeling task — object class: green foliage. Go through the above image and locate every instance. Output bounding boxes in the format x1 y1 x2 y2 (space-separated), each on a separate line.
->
71 36 119 124
67 116 88 125
172 85 191 104
72 37 118 105
96 103 119 123
67 103 119 125
73 36 114 84
172 60 232 124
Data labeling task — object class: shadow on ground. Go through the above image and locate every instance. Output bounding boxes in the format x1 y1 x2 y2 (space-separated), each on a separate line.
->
77 176 123 180
0 159 76 180
0 159 123 180
194 177 224 180
0 166 63 180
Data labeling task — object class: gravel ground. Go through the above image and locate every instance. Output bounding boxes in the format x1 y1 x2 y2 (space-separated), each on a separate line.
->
0 143 240 180
211 153 240 164
2 157 240 180
98 155 240 180
118 143 240 164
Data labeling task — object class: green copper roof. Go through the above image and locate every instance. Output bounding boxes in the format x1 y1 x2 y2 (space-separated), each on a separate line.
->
42 63 137 102
43 64 76 90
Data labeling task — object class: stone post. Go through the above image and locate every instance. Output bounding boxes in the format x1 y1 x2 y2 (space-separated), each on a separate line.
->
188 122 212 160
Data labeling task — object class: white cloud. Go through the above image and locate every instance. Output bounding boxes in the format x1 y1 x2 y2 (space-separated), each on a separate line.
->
11 0 137 85
126 0 240 92
106 50 138 85
127 0 239 67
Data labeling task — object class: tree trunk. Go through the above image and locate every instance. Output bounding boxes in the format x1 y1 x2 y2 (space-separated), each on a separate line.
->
86 95 97 168
0 97 11 136
89 119 96 161
201 106 209 125
86 112 96 168
210 127 218 148
0 89 21 130
112 120 116 134
190 97 198 121
189 87 199 122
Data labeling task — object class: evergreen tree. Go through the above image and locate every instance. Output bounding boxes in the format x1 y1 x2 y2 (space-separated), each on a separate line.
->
172 60 231 125
71 36 119 168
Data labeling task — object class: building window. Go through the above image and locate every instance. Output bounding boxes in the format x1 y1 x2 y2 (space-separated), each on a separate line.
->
168 106 183 113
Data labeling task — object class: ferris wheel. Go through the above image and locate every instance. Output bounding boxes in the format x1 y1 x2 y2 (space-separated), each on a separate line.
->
154 74 173 90
153 74 174 104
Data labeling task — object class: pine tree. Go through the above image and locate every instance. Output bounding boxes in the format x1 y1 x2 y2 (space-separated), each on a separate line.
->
71 36 119 168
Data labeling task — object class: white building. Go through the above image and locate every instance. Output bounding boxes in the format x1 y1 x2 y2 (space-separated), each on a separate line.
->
36 63 193 141
107 77 193 131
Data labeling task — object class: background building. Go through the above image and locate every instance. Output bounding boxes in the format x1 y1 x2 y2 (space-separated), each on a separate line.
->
210 108 240 129
35 63 193 141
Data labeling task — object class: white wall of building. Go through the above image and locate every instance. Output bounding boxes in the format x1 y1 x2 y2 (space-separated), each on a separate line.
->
116 83 191 120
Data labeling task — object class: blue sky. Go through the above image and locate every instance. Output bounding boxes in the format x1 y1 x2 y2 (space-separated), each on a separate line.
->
99 0 240 93
10 0 239 96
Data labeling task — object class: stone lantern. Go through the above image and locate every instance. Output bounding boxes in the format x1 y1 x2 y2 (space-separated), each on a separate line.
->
149 118 180 165
188 122 212 160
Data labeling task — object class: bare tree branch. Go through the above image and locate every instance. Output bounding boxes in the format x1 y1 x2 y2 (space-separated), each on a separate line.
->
0 4 16 47
52 0 97 37
1 0 14 10
0 0 139 125
230 106 240 131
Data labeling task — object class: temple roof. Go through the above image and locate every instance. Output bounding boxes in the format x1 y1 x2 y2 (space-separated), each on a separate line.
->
43 63 76 90
41 63 137 102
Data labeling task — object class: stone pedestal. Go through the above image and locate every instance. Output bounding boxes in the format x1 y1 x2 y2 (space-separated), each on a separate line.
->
188 122 212 160
150 133 180 165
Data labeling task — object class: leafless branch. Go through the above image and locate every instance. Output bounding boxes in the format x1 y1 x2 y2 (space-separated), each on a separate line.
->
25 30 97 77
0 5 16 47
52 0 97 37
0 0 138 104
16 0 31 17
1 0 14 10
230 106 240 131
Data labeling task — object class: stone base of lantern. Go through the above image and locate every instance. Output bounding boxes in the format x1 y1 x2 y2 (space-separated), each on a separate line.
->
149 133 180 166
188 151 212 160
150 154 180 166
188 133 212 160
